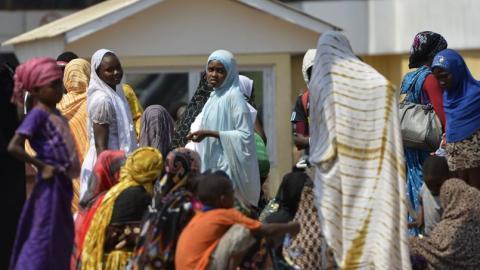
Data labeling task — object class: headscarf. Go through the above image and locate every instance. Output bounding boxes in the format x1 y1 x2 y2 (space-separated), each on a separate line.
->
131 148 201 269
410 178 480 268
11 57 62 106
156 147 201 197
171 71 213 148
81 147 163 270
139 105 174 158
238 75 257 123
432 49 480 142
200 50 260 207
409 31 447 69
72 150 125 270
302 49 316 85
239 74 254 99
58 58 91 163
80 49 137 197
308 31 410 269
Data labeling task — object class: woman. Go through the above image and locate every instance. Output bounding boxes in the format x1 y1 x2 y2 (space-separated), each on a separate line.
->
431 49 480 189
400 31 447 235
72 150 126 270
187 50 260 209
8 57 80 270
238 75 270 206
238 75 267 143
308 31 410 268
131 148 201 269
81 147 163 270
58 58 90 163
58 58 91 212
410 178 480 269
139 105 175 159
80 49 137 198
172 72 213 148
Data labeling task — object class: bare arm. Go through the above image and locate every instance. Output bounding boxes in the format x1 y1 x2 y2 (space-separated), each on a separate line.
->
186 130 219 142
8 134 55 179
93 123 109 156
255 222 300 239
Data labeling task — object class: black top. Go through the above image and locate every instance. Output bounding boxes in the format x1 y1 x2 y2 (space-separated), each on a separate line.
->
111 186 151 224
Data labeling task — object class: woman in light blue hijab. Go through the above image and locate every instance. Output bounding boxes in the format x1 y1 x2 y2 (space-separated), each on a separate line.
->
187 50 260 207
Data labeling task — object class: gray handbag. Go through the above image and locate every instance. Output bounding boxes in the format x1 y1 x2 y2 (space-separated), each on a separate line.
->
399 101 442 151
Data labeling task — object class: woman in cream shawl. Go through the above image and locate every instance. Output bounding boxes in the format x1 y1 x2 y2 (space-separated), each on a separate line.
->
308 31 411 269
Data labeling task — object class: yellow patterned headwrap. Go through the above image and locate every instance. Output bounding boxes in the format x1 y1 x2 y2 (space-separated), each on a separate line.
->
80 147 163 270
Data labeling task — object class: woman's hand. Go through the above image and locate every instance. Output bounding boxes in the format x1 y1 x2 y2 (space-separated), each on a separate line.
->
41 165 56 181
187 130 219 142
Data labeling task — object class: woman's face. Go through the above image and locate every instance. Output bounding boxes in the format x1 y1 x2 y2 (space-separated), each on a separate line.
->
97 53 123 89
207 60 226 88
34 79 64 105
433 67 453 89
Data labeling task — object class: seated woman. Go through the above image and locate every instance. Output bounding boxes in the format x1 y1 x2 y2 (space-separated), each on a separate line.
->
81 147 163 269
131 148 201 269
80 49 137 199
187 50 260 212
432 49 480 189
72 150 126 270
410 178 480 269
139 105 175 159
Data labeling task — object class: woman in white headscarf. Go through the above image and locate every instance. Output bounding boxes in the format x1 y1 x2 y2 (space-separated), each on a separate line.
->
187 50 260 209
308 31 411 269
79 49 137 198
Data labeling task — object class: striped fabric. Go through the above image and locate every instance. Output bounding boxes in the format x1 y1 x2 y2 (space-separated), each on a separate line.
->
58 59 91 164
58 59 90 213
308 31 411 269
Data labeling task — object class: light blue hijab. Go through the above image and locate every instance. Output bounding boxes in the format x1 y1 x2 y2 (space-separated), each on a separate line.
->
200 50 260 207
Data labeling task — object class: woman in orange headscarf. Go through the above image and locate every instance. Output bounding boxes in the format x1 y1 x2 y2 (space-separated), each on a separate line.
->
58 58 91 212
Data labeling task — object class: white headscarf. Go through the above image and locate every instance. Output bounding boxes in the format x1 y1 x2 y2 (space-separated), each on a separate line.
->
87 49 136 153
308 32 410 269
239 75 254 98
238 75 257 123
80 49 137 197
302 49 316 85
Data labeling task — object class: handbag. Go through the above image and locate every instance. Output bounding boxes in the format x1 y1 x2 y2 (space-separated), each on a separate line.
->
399 99 442 152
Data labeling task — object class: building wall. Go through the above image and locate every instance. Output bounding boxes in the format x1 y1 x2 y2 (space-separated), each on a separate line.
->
362 49 480 90
287 0 480 55
0 10 73 52
67 0 320 57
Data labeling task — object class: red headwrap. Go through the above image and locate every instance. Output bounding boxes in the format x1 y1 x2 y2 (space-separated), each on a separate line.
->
11 57 63 106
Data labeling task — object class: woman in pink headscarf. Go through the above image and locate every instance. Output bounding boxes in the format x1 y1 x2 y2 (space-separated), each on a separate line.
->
7 57 80 270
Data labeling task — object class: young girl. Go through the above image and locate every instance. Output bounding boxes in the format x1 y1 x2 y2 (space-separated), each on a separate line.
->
8 57 80 270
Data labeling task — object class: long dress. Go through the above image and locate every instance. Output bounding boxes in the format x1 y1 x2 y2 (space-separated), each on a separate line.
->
400 66 434 236
10 107 80 270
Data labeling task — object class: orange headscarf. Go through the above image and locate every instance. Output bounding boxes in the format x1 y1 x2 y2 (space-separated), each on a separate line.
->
57 58 90 163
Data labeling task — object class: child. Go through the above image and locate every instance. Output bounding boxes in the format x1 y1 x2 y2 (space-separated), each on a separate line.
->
8 57 80 270
409 156 449 235
175 173 300 270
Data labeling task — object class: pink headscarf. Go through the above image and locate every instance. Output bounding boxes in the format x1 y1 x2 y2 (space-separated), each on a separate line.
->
11 57 63 106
